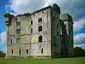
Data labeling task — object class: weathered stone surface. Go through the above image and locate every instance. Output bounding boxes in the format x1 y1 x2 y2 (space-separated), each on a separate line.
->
5 4 73 58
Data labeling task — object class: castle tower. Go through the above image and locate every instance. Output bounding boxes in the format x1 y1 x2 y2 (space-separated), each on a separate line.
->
4 13 14 57
51 4 61 57
60 14 73 56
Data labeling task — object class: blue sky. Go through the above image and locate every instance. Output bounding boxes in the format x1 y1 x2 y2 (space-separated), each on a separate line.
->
0 0 85 53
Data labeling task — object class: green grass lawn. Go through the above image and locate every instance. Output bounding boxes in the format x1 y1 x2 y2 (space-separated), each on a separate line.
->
0 57 85 64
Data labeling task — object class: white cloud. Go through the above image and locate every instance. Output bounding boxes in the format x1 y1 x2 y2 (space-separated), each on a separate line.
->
0 31 6 44
7 0 85 20
0 31 6 52
9 0 46 14
74 33 85 45
74 33 85 49
0 31 6 48
73 18 85 32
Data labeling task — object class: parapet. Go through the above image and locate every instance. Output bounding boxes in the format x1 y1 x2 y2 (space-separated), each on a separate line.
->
52 4 61 14
4 13 14 26
60 14 73 23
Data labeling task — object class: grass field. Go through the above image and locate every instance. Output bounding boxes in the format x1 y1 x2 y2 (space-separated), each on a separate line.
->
0 57 85 64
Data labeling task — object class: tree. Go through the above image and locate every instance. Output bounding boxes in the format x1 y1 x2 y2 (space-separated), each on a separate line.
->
0 51 6 57
74 47 85 57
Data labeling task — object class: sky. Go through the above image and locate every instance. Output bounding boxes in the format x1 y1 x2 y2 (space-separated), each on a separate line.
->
0 0 85 53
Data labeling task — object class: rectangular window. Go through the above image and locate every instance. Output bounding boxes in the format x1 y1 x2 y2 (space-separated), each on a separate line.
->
38 18 42 22
54 36 55 41
16 22 20 26
39 36 42 42
38 26 42 32
11 39 12 44
31 28 33 33
31 20 33 25
16 29 21 34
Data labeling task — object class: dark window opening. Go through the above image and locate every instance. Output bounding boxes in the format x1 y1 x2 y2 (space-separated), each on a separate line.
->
57 32 59 36
54 36 55 41
53 16 55 22
12 49 13 54
39 36 42 42
16 22 20 26
38 26 42 32
41 48 43 54
38 18 42 22
19 49 21 55
26 49 28 54
31 28 33 33
16 29 21 34
11 39 12 44
31 20 33 25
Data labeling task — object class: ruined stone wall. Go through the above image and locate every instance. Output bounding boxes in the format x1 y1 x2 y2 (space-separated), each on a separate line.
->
30 8 51 58
51 6 61 57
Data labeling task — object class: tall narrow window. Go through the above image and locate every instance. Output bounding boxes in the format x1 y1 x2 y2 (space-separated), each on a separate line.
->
31 20 33 25
38 18 42 22
19 49 21 55
31 28 33 33
11 39 12 44
54 36 56 47
38 26 42 32
41 48 43 54
57 24 58 28
39 36 42 42
53 16 55 23
12 49 13 54
26 49 28 54
54 36 55 41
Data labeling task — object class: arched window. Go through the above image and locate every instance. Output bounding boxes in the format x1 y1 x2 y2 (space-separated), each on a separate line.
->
26 49 28 54
41 48 43 54
12 49 13 54
19 49 21 55
39 36 42 42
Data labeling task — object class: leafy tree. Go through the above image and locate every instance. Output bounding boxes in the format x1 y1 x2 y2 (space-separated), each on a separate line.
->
74 47 85 57
0 51 6 57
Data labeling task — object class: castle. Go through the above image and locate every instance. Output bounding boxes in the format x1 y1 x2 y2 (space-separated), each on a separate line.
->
4 4 73 58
